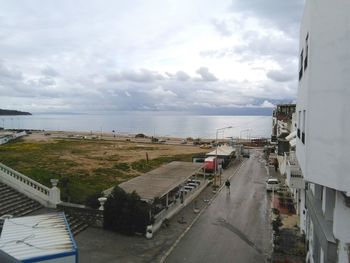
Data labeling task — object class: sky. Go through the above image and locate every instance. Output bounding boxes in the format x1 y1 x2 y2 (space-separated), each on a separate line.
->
0 0 305 114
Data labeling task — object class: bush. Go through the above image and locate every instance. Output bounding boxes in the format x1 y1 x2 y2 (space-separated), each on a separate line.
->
104 186 152 235
113 163 130 171
272 215 283 234
85 191 103 209
272 208 280 215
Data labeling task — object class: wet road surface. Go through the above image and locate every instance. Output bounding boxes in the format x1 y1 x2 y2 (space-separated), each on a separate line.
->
165 150 272 263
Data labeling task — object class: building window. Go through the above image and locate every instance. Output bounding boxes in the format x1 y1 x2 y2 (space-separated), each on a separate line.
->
297 111 301 138
304 33 309 71
302 110 306 144
299 50 303 80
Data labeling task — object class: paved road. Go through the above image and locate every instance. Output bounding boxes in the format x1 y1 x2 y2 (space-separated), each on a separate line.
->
165 150 272 263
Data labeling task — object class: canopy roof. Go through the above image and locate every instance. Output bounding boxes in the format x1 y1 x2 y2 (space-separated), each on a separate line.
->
286 130 297 141
206 145 235 157
119 161 204 202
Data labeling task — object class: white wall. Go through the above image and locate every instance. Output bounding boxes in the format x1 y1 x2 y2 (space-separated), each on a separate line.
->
333 191 350 263
299 189 306 233
297 0 350 195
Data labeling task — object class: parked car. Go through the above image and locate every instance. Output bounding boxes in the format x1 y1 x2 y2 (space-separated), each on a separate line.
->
266 178 280 191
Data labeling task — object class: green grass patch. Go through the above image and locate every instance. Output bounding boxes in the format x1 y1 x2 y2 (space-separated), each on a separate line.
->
131 153 195 173
0 139 203 204
113 162 130 171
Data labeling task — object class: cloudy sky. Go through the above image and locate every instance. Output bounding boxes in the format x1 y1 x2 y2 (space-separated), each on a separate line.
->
0 0 304 114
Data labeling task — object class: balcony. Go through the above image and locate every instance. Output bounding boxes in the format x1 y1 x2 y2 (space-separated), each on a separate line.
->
289 171 305 189
299 69 303 81
305 190 337 261
285 152 304 189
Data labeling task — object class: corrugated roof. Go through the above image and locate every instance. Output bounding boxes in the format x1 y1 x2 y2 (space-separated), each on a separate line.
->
0 213 76 261
119 161 204 201
206 145 235 157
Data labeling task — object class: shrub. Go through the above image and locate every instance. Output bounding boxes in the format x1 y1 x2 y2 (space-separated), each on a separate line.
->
113 163 130 171
85 191 103 209
272 215 283 234
104 186 152 235
272 208 280 215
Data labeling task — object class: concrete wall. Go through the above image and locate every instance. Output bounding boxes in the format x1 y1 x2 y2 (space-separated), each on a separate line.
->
297 0 350 195
333 191 350 263
0 163 60 208
299 189 306 233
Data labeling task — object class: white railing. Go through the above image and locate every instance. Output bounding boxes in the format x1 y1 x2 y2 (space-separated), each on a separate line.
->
0 162 60 208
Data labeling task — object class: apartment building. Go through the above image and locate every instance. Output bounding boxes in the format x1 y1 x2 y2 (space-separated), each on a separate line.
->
296 0 350 262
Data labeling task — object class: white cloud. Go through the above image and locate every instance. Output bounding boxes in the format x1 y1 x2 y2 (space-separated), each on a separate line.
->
260 100 275 108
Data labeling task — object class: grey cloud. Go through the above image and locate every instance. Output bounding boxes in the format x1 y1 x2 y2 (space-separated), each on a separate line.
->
211 19 232 37
0 62 23 80
164 71 191 81
38 77 56 86
231 0 304 34
41 66 60 77
175 71 190 81
196 67 218 81
106 69 163 83
234 33 298 61
266 70 295 82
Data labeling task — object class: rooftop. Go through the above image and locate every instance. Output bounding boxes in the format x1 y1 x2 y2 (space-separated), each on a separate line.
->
206 145 235 157
119 161 204 202
0 213 77 261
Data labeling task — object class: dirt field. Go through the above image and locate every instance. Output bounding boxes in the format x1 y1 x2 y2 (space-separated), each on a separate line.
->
0 131 209 203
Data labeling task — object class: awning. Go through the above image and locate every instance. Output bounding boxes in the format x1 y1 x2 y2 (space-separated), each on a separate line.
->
206 145 235 157
286 130 297 141
290 138 296 147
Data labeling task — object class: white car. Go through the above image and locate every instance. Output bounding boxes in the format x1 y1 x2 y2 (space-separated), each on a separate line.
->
266 178 280 191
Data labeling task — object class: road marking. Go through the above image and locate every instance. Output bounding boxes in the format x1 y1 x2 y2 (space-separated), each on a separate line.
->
159 159 246 263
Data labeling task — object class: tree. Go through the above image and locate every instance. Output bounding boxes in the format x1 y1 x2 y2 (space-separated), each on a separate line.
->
104 186 152 235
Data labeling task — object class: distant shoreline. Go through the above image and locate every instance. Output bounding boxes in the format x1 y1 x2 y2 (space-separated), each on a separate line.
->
0 109 31 116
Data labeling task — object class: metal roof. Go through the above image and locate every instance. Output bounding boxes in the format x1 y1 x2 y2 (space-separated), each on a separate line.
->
119 161 204 201
206 145 235 157
0 213 76 261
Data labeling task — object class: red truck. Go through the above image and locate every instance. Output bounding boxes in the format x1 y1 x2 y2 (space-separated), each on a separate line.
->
204 156 217 173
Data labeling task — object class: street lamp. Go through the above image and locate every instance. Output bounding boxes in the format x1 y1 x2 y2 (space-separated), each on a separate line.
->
240 129 251 142
215 126 232 186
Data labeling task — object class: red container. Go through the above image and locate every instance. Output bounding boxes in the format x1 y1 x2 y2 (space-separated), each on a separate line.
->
204 156 217 172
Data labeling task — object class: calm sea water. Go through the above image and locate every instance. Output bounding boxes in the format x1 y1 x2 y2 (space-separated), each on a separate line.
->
0 112 272 139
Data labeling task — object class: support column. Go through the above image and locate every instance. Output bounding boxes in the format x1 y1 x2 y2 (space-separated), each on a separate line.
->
49 179 61 208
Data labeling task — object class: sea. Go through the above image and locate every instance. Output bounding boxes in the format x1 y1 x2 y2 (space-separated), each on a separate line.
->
0 112 272 139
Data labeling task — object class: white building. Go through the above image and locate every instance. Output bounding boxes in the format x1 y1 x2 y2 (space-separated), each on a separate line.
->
296 0 350 262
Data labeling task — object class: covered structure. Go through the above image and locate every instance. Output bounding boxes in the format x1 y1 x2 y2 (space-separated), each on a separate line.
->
205 145 235 168
119 161 204 204
0 213 77 263
119 161 206 233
